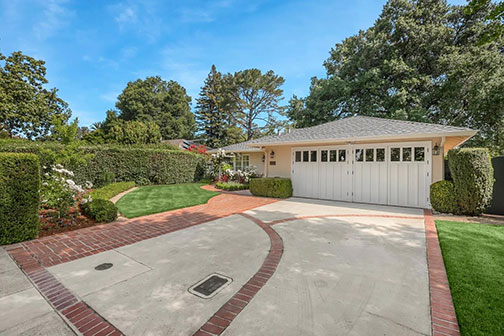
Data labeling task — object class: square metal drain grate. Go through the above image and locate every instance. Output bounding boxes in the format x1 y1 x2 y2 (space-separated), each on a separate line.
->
189 273 232 299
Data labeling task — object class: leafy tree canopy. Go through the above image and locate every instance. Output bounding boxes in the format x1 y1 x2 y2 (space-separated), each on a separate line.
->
287 0 504 154
224 69 285 141
0 51 71 139
115 76 195 140
465 0 504 43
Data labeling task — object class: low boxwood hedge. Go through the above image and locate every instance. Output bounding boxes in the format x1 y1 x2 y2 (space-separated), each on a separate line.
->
82 199 118 223
216 182 249 191
430 180 457 214
250 178 292 198
90 181 136 200
0 153 40 244
447 148 494 215
0 140 206 186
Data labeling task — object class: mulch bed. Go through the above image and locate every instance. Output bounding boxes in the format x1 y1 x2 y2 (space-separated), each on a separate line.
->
39 207 97 238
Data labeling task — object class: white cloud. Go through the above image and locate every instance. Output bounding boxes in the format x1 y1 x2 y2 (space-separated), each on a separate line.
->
115 6 137 24
33 0 73 40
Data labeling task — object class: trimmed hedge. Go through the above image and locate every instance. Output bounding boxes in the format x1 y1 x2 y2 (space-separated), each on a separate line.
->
447 148 494 215
250 178 292 198
82 199 118 223
0 153 40 244
430 180 457 214
0 140 206 186
90 181 136 201
216 182 249 191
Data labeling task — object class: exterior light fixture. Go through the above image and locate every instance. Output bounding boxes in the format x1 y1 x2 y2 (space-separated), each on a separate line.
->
432 144 440 155
262 154 265 162
270 151 275 159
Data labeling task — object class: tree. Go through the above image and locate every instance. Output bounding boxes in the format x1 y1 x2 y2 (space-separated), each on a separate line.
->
287 0 504 154
0 51 71 139
115 76 195 139
224 69 285 141
195 65 228 148
465 0 504 43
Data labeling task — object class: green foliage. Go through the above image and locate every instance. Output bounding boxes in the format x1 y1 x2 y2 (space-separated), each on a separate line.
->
250 178 292 198
90 181 136 201
81 199 117 223
195 65 229 148
97 171 116 188
216 181 249 191
448 148 494 215
465 0 504 43
287 0 504 154
224 69 286 140
40 165 83 217
116 76 195 139
0 140 204 186
430 180 458 214
0 51 71 139
0 153 40 244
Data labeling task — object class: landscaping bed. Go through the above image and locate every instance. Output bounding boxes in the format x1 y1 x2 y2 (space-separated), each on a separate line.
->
116 183 220 218
436 220 504 336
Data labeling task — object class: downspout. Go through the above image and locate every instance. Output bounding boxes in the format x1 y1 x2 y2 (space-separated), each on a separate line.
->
440 136 446 181
263 147 269 177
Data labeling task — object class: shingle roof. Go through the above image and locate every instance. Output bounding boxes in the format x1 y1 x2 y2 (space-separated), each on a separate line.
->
250 116 475 146
209 116 476 153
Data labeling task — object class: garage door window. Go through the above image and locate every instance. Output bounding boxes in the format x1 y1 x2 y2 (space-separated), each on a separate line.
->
365 149 374 162
376 148 385 162
303 151 309 162
414 147 425 161
391 148 400 161
338 149 346 162
311 151 317 162
330 150 337 162
321 150 328 162
355 149 364 162
295 151 301 162
402 148 412 161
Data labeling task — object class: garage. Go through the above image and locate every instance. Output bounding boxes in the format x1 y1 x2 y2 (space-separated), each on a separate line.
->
291 142 432 208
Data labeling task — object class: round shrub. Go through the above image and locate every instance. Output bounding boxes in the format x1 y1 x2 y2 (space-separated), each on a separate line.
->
82 199 118 223
448 148 494 215
430 180 457 214
250 178 292 198
216 181 249 191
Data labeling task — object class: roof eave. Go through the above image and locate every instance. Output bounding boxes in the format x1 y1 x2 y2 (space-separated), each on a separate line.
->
248 130 477 147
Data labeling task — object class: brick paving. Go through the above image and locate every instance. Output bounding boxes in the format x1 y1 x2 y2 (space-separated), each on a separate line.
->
424 209 460 336
6 190 278 268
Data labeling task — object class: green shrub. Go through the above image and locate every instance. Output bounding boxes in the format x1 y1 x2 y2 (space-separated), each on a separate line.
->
250 178 292 198
0 140 206 186
97 171 116 188
448 148 494 215
430 180 458 214
0 153 40 244
216 181 249 191
82 199 118 223
90 181 136 200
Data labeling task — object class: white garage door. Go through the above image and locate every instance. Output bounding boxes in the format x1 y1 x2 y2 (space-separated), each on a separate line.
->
291 142 432 208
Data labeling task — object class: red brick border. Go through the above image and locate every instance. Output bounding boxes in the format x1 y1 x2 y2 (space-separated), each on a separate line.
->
5 244 123 336
192 213 284 336
424 209 460 336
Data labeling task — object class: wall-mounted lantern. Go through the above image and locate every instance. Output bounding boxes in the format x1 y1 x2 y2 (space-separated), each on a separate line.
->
432 144 440 155
270 150 275 159
262 154 265 163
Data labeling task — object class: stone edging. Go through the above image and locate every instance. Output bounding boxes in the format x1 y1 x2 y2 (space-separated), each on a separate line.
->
423 209 460 336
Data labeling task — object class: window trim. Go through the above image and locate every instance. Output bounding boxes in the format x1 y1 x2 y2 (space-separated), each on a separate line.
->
233 154 250 171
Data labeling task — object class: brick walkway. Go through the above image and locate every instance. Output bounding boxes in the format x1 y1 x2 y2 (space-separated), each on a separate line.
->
6 190 278 268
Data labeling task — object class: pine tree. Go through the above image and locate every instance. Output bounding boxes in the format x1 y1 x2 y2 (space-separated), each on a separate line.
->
195 65 228 148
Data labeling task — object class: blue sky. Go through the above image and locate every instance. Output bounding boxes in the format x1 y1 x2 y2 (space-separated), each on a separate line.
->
0 0 467 127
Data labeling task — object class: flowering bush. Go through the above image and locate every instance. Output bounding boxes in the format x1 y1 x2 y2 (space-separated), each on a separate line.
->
186 144 207 154
40 164 92 217
222 166 258 184
206 148 230 180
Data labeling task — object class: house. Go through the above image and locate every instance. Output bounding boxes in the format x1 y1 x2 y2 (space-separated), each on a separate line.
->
209 116 476 208
163 139 204 150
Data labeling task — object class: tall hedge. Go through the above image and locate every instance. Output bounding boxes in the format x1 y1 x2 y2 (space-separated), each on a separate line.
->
0 153 40 244
0 140 206 186
250 178 292 198
447 148 494 215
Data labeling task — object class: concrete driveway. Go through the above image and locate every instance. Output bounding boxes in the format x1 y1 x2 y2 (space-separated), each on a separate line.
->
2 198 431 336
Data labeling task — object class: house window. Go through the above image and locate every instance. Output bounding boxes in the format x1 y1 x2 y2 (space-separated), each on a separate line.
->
330 150 337 162
391 148 400 161
365 148 374 162
295 151 301 162
355 149 364 162
311 150 317 162
321 150 328 162
414 147 425 161
303 151 309 162
233 154 250 171
402 148 412 161
376 148 385 162
338 149 346 162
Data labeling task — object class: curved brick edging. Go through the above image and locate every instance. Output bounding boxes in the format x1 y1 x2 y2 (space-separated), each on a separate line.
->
424 209 460 336
6 245 123 336
192 213 284 336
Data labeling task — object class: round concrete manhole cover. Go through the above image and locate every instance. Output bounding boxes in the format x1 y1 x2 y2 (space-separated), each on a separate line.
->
95 263 113 271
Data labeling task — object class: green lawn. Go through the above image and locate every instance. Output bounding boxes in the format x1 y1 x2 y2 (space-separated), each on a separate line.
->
116 183 220 218
436 220 504 336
